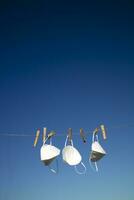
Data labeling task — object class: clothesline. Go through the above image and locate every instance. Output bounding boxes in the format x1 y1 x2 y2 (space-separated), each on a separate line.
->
0 123 134 137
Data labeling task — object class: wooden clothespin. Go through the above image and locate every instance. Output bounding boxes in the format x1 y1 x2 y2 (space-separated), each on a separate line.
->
100 125 107 140
43 127 47 142
33 129 40 147
93 127 99 135
48 131 56 139
80 128 86 143
92 125 107 141
68 128 72 144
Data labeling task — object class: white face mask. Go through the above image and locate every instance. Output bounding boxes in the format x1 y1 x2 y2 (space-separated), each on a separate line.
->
40 137 60 173
89 134 106 171
62 136 86 174
62 145 82 166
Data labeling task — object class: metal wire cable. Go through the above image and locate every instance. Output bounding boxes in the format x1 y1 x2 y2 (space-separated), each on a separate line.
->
0 123 134 138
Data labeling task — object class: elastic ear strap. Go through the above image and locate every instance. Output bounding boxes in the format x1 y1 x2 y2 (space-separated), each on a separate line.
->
48 159 59 174
50 137 52 145
43 137 52 145
92 132 97 143
95 162 98 172
89 159 99 172
64 135 68 147
92 132 99 143
92 128 99 142
43 136 48 144
96 134 99 142
64 135 73 147
92 133 95 143
70 139 73 146
44 132 54 145
74 162 86 175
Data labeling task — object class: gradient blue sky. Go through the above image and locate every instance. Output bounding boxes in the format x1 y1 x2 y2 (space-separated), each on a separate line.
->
0 1 134 200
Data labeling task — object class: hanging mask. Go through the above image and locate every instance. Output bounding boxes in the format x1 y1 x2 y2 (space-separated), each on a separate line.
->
62 129 86 175
89 132 106 171
40 131 60 173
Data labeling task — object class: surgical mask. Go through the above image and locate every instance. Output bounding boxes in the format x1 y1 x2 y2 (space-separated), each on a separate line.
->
89 133 106 172
62 135 86 174
40 136 60 174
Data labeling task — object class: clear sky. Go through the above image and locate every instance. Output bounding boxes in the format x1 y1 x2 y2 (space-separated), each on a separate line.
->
0 1 134 200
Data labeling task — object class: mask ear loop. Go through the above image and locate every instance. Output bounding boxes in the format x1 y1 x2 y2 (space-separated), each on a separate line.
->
46 136 59 174
89 159 99 172
73 135 86 175
48 159 59 174
64 135 68 147
72 133 85 174
92 131 95 143
94 134 99 171
74 162 86 175
71 139 73 147
64 135 74 147
95 134 99 142
43 136 48 145
50 137 52 145
43 134 53 145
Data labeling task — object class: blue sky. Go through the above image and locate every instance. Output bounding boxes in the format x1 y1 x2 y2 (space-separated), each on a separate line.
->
0 1 134 200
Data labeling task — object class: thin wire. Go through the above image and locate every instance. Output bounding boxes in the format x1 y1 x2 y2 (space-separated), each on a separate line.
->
0 122 134 138
0 133 34 137
0 132 91 137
